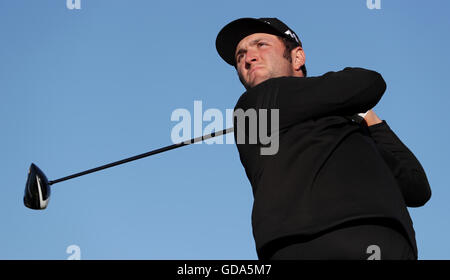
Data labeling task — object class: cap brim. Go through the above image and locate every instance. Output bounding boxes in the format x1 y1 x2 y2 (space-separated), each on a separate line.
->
216 18 287 66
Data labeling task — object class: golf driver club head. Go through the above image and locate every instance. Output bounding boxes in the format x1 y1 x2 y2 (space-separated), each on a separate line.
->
24 163 51 210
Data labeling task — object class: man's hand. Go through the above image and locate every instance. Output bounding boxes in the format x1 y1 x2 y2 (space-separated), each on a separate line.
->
363 109 383 126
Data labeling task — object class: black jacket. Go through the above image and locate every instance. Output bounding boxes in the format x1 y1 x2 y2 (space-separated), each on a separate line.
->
233 67 431 259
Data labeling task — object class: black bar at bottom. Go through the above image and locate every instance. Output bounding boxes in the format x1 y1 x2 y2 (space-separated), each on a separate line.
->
0 260 440 279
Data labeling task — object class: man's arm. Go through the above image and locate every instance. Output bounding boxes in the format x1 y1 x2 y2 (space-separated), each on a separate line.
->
363 110 432 207
235 67 386 130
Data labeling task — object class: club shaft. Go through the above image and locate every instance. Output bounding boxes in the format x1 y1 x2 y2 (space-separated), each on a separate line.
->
49 127 234 185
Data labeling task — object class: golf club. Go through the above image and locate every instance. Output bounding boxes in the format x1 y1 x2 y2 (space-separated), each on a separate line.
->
24 127 234 210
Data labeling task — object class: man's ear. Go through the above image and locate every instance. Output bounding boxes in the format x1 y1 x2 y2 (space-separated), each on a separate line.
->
291 47 305 73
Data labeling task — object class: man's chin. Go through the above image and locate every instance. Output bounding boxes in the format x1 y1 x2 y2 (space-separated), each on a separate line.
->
239 72 271 90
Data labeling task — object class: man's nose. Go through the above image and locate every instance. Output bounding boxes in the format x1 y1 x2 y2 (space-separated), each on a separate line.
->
245 50 258 69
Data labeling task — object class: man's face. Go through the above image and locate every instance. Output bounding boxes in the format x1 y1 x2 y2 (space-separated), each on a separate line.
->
235 33 295 89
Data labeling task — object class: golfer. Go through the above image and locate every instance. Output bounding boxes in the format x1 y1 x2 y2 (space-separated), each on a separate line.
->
216 17 431 260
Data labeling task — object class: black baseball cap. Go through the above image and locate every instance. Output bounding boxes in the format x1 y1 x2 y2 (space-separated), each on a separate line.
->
216 17 302 66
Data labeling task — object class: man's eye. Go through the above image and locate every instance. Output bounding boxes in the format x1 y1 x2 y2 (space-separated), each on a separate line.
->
257 42 267 47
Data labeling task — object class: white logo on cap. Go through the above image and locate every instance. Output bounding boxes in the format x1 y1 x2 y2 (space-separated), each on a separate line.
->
284 30 299 43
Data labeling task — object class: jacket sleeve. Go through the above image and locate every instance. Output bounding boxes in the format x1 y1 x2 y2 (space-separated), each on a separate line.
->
234 67 386 130
368 120 432 207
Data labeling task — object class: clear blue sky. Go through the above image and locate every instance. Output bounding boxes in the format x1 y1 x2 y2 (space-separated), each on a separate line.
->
1 0 449 260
